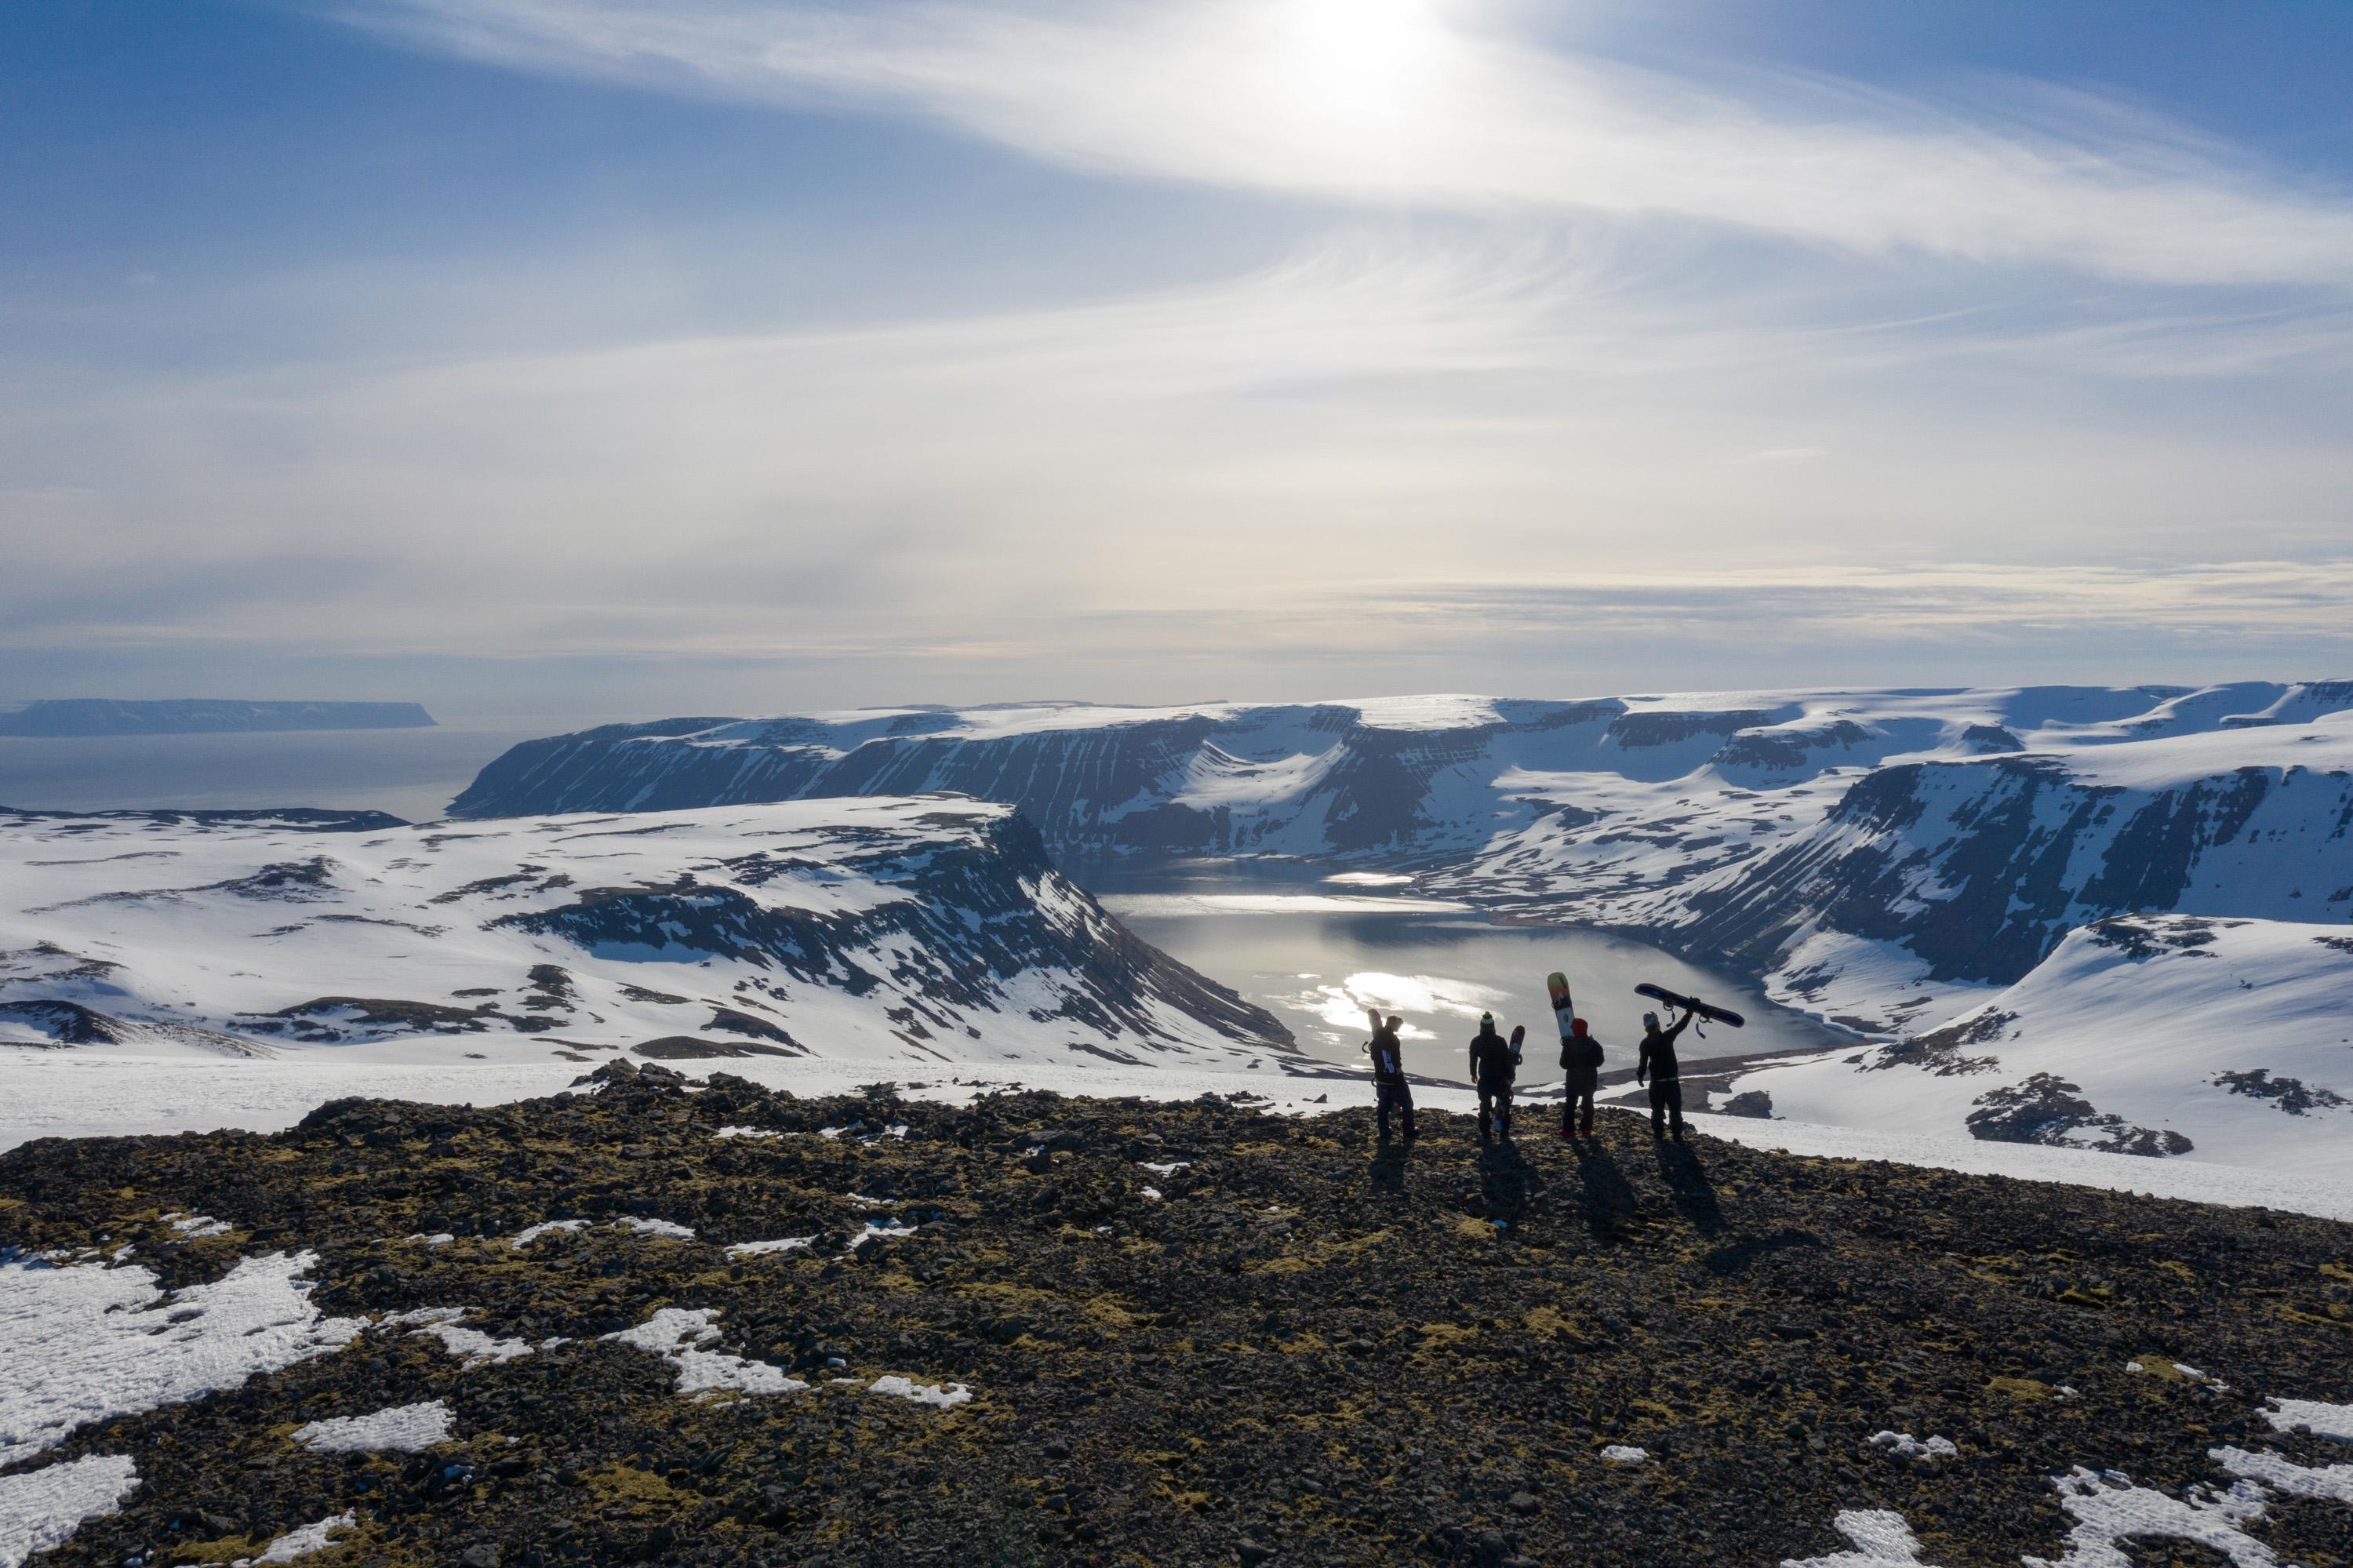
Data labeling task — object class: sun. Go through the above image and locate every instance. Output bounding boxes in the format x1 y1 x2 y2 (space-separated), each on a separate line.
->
1276 0 1449 131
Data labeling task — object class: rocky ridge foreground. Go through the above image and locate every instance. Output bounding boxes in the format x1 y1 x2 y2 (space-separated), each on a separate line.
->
2 1064 2349 1568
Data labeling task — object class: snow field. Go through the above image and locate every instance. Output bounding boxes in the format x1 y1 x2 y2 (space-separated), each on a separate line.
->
292 1401 455 1453
0 1454 141 1568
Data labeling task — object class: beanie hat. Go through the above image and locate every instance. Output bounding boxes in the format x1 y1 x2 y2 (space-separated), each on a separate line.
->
1570 1017 1588 1037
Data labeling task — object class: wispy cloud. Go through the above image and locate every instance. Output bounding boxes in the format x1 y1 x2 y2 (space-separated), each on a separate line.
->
6 231 2350 704
325 0 2353 286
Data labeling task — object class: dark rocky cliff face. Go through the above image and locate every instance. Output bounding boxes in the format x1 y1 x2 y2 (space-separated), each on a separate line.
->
1671 756 2353 987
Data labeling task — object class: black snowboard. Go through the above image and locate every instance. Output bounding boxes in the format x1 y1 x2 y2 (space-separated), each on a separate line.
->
1634 982 1746 1029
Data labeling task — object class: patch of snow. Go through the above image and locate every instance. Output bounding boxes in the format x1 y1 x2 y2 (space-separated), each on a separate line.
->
2022 1466 2272 1568
725 1235 816 1257
1141 1186 1162 1201
233 1510 356 1566
711 1126 787 1140
0 1453 141 1568
849 1221 916 1250
0 1252 360 1467
0 1450 140 1563
601 1308 807 1397
1599 1445 1647 1464
511 1219 589 1246
403 1232 455 1246
867 1375 971 1409
613 1216 696 1240
2262 1396 2353 1442
164 1213 231 1239
384 1308 531 1368
1870 1432 1957 1460
1139 1161 1191 1177
292 1400 453 1453
1781 1508 1944 1568
2211 1444 2353 1504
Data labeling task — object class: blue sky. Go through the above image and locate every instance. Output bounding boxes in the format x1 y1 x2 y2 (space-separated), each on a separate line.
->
4 1 2351 715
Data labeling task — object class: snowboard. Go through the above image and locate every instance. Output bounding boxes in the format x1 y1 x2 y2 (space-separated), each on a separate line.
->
1634 982 1746 1029
1546 970 1574 1038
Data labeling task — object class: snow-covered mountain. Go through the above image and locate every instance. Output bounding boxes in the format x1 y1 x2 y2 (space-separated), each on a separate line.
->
1724 915 2353 1176
445 684 2353 1166
0 800 1294 1071
452 684 2353 1005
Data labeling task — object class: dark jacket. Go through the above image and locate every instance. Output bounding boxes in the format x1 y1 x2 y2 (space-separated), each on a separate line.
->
1368 1027 1406 1084
1637 1013 1693 1083
1561 1033 1604 1076
1469 1028 1516 1088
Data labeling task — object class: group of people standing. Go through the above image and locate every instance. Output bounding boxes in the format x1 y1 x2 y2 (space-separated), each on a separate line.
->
1362 998 1699 1148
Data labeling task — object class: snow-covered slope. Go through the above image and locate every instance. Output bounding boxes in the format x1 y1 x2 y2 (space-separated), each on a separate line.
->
0 801 1293 1071
1724 915 2353 1177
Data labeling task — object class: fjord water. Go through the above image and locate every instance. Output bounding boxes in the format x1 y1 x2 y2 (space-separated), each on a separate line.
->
1082 859 1846 1082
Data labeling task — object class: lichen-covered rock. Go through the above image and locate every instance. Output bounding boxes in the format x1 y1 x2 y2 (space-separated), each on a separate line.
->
2 1069 2347 1567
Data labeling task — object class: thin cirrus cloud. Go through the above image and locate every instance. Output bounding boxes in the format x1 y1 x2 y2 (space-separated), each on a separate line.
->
8 235 2352 693
324 0 2353 286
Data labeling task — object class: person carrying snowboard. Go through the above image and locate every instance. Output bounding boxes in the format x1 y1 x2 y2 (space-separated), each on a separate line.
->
1468 1013 1519 1145
1366 1009 1416 1144
1558 1017 1603 1140
1635 1002 1697 1141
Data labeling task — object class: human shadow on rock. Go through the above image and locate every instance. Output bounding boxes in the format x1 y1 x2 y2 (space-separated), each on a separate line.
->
1571 1140 1640 1242
1367 1141 1416 1195
1653 1140 1724 1237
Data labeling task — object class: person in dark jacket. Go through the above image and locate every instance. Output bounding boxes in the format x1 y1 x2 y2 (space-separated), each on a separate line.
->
1467 1014 1519 1145
1367 1009 1415 1143
1558 1017 1603 1140
1635 1003 1697 1141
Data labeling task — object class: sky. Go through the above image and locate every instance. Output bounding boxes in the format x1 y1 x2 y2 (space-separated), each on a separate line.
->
3 0 2351 719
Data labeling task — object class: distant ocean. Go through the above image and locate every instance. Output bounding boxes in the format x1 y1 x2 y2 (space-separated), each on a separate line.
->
0 716 620 824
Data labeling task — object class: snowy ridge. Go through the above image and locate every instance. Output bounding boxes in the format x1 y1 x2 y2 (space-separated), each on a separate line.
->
0 798 1293 1071
1727 915 2353 1175
442 684 2353 1171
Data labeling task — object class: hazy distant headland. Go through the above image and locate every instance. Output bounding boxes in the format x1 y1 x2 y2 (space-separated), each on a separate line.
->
0 698 437 737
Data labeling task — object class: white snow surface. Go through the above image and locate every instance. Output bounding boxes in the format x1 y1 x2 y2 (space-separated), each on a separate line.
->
602 1308 809 1396
1599 1445 1647 1464
0 1251 361 1467
512 1220 590 1246
235 1511 356 1566
2023 1467 2274 1568
386 1307 533 1367
724 1235 816 1257
0 1453 140 1568
1730 915 2353 1176
613 1217 696 1240
867 1375 972 1409
291 1400 453 1453
2264 1397 2353 1442
1782 1508 1943 1568
0 796 1289 1078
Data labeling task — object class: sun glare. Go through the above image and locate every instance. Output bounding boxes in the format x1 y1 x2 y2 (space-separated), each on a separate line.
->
1277 0 1448 130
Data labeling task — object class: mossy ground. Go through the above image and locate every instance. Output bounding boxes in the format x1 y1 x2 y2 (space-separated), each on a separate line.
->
3 1062 2348 1567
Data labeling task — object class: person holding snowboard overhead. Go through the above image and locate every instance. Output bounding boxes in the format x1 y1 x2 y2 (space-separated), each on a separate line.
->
1367 1009 1416 1144
1636 1003 1697 1141
1467 1014 1518 1146
1559 1017 1603 1140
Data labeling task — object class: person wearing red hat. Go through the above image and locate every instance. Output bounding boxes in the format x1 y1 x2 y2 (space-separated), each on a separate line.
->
1559 1016 1604 1140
